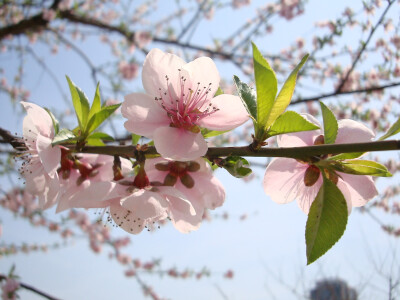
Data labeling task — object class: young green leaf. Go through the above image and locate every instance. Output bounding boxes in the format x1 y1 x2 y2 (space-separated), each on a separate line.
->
52 128 77 146
88 82 102 122
86 138 105 146
214 87 224 97
132 133 141 145
379 115 400 140
221 156 252 178
88 132 114 141
233 75 257 121
265 54 309 129
66 76 90 131
44 107 59 134
252 42 277 129
335 159 392 177
329 152 364 160
267 111 319 137
85 103 121 135
319 102 338 144
201 128 229 138
305 176 348 265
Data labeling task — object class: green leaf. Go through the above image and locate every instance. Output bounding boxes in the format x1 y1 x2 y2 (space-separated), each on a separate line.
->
52 128 77 146
252 42 277 129
306 177 348 265
222 156 252 178
379 115 400 140
265 54 309 129
204 157 219 171
44 108 59 134
86 138 105 146
335 159 392 177
85 103 121 135
320 102 338 144
201 128 229 138
88 82 102 122
329 152 364 160
267 111 319 137
214 87 224 97
66 76 90 131
233 75 257 121
88 132 114 141
132 133 141 145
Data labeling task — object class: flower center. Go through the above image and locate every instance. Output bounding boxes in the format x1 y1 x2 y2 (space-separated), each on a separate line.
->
154 70 219 133
155 160 200 188
301 134 339 186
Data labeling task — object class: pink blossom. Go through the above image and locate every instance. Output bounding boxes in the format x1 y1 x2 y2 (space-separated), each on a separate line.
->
145 157 226 231
118 61 139 80
134 31 152 48
1 278 19 300
42 9 56 21
263 114 378 214
61 163 196 234
55 153 131 213
232 0 251 9
20 102 61 209
122 49 248 160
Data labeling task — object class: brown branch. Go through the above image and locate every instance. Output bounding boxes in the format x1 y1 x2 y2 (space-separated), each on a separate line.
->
0 274 61 300
0 128 25 150
1 126 400 160
0 14 49 39
0 0 62 39
291 81 400 105
76 140 400 160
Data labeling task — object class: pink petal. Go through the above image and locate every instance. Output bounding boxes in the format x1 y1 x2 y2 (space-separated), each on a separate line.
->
167 194 202 233
264 158 323 210
159 186 201 233
121 190 168 218
189 173 225 209
197 94 249 131
336 119 375 144
337 180 353 214
109 203 145 234
55 181 119 213
142 48 186 96
21 102 54 138
39 174 60 210
181 57 220 97
278 114 321 147
338 173 378 207
153 127 208 161
122 93 170 137
36 135 60 178
24 159 47 194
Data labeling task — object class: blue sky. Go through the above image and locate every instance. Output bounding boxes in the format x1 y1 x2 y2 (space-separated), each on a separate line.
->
1 0 400 299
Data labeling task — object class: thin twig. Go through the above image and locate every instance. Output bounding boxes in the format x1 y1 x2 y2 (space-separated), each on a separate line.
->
0 274 61 300
335 0 395 93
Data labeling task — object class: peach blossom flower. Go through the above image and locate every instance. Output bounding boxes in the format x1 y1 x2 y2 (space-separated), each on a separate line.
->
263 114 377 214
122 49 248 160
20 102 61 209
